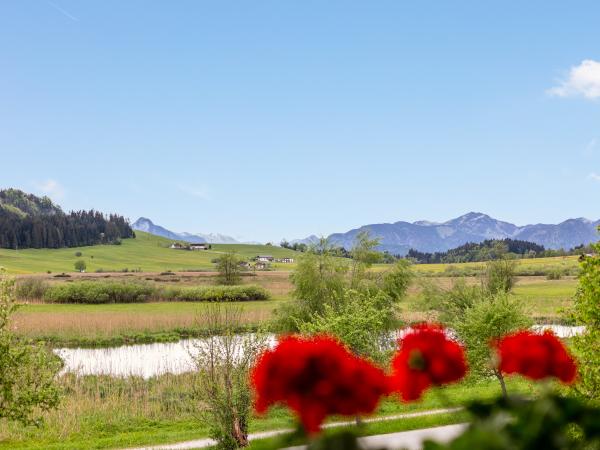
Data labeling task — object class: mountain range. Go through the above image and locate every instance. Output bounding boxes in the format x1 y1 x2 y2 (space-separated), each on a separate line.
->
296 212 600 255
132 217 245 244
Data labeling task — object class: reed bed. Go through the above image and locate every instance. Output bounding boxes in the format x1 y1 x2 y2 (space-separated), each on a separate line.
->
11 303 278 346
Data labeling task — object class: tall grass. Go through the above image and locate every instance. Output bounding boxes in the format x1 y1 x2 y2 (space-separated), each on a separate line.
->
0 372 536 450
11 303 277 347
14 277 49 300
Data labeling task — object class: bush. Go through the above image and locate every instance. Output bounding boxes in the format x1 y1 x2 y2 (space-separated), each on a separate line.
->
74 260 87 272
162 285 270 302
44 281 154 304
44 282 270 304
15 277 49 300
483 259 518 294
74 251 82 257
546 269 563 280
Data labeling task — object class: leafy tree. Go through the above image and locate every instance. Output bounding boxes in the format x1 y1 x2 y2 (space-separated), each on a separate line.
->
0 271 61 425
572 235 600 400
349 231 382 289
287 238 348 317
453 293 532 397
216 252 242 285
193 305 268 449
379 259 414 302
74 259 87 272
483 258 518 295
420 278 481 324
298 288 394 362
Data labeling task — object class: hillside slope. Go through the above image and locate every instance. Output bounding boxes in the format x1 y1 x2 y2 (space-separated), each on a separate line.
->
0 189 134 249
0 231 298 274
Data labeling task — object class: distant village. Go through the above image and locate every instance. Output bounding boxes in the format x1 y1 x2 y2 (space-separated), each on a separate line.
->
169 242 294 270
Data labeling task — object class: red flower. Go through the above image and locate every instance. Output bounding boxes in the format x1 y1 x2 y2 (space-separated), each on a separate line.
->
390 324 468 401
250 335 389 433
497 330 577 383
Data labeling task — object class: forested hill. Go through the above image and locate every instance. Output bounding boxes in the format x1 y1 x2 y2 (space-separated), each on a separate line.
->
0 189 134 249
407 238 548 264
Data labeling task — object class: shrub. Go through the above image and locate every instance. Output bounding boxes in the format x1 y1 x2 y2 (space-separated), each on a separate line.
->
546 269 563 280
483 259 518 294
163 285 270 302
74 251 82 257
74 260 86 273
15 277 49 300
44 281 154 304
0 272 61 425
44 282 270 304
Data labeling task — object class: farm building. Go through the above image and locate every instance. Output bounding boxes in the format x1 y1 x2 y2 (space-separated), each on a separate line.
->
275 257 295 263
189 243 210 250
256 255 274 262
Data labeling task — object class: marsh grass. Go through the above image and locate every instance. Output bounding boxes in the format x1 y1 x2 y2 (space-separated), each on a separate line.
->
11 301 280 347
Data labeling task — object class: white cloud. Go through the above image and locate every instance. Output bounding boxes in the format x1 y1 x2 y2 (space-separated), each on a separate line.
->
177 184 210 200
34 179 66 200
588 172 600 183
548 60 600 99
585 138 597 156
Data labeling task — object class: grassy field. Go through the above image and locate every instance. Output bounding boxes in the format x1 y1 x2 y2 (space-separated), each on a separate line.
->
0 236 583 449
380 255 580 276
0 373 537 450
0 230 581 276
0 231 300 274
10 274 576 347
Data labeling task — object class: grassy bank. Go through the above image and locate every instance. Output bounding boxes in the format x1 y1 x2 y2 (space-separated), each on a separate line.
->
0 374 536 450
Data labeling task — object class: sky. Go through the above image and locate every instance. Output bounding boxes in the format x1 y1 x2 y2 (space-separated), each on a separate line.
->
1 1 600 243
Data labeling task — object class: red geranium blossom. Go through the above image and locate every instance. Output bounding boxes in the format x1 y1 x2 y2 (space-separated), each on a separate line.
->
250 335 390 433
497 330 577 383
390 324 468 401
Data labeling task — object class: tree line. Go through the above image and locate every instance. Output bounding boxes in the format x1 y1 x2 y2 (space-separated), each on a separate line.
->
0 189 134 249
406 238 596 264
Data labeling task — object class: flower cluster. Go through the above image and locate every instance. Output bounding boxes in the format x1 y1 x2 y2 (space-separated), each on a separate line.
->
497 330 577 383
250 335 389 433
390 324 468 401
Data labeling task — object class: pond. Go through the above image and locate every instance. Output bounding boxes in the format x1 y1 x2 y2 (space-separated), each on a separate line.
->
54 325 585 378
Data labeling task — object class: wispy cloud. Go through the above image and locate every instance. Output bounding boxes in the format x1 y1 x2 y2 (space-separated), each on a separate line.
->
548 60 600 99
34 179 66 200
588 172 600 183
584 138 597 157
177 184 211 200
46 1 79 22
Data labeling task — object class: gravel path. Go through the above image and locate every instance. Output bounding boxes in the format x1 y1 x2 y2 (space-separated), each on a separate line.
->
125 407 463 450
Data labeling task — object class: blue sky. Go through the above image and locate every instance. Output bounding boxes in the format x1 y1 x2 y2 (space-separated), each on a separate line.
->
1 1 599 243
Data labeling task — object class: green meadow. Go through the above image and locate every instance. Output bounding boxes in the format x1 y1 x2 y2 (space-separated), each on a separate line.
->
0 231 299 274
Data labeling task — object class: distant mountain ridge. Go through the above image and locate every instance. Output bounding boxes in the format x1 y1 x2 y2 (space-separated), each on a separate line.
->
300 212 600 255
132 217 243 244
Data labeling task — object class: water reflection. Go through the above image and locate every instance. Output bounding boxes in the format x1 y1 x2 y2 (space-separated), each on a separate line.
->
55 325 584 378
